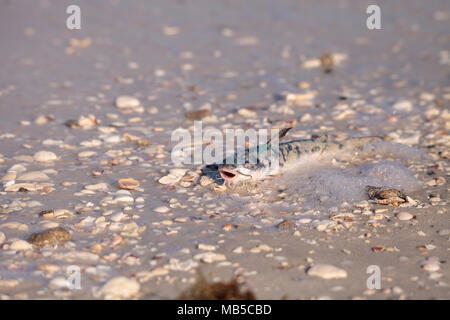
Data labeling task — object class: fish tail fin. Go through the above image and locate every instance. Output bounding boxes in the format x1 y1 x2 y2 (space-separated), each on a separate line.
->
341 136 385 152
341 136 429 162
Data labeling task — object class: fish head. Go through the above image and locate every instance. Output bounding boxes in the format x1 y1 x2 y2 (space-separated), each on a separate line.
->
218 163 254 183
218 146 273 184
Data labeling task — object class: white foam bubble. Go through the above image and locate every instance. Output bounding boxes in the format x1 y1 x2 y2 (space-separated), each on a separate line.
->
361 141 429 162
220 141 427 221
279 161 421 210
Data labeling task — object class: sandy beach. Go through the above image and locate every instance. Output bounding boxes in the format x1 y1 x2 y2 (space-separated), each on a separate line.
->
0 0 448 300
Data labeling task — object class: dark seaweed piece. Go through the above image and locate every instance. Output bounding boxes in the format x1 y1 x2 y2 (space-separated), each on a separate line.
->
178 270 256 300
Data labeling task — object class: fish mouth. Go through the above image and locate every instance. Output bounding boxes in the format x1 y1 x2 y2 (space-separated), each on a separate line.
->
219 168 238 181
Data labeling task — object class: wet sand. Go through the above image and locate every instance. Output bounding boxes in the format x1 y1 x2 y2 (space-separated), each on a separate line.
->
0 0 449 299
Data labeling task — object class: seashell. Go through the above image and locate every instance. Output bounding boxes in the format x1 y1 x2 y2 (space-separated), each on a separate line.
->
115 96 141 109
33 151 58 163
118 178 140 190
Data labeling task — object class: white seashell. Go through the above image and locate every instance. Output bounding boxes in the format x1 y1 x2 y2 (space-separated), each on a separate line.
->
115 96 141 109
307 264 348 279
33 151 58 163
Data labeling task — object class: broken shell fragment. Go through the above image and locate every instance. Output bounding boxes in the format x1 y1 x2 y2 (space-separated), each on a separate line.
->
285 91 316 107
17 171 50 181
10 240 33 251
115 96 141 109
28 227 71 247
185 109 210 120
33 151 59 163
158 169 187 185
118 178 140 190
307 264 348 279
320 53 334 73
396 212 413 221
366 186 407 206
5 183 37 192
100 277 140 299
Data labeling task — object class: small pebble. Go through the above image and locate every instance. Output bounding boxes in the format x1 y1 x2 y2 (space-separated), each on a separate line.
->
277 220 293 230
393 100 413 112
153 206 170 213
307 264 348 279
422 262 440 272
197 243 216 251
10 240 33 251
397 212 413 221
115 96 141 109
117 178 140 190
100 277 140 299
17 171 50 181
48 277 72 290
194 252 226 264
28 227 71 247
33 151 58 163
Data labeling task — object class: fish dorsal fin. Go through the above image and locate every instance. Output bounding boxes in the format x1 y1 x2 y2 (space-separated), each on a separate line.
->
279 127 292 140
257 127 293 155
267 127 292 145
311 133 328 142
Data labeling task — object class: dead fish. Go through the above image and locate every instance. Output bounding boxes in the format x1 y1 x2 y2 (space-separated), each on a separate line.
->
217 128 383 185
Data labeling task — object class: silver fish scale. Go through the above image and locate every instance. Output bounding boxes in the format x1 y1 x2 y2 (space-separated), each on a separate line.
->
218 136 383 180
278 139 328 166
